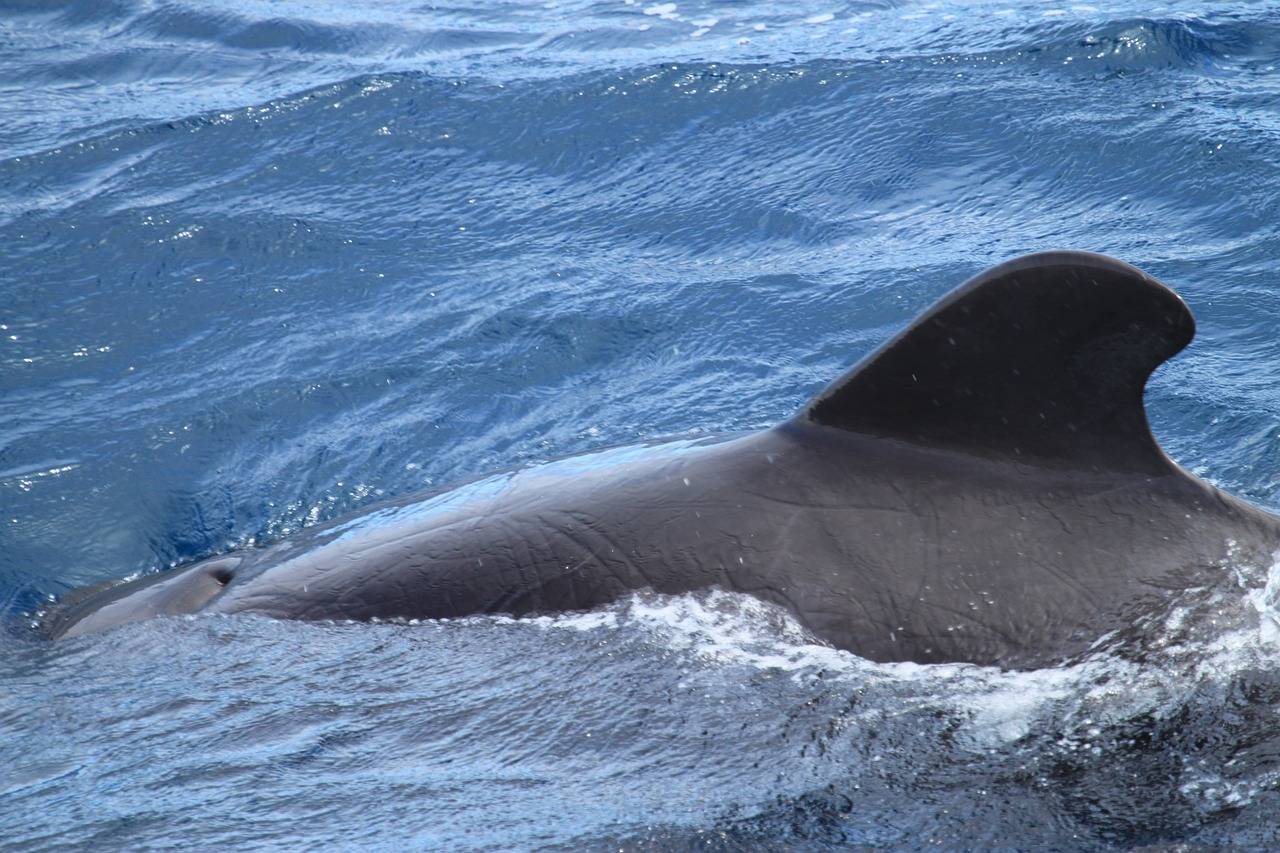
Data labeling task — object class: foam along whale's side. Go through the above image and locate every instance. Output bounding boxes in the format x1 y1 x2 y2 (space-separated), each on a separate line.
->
45 252 1280 667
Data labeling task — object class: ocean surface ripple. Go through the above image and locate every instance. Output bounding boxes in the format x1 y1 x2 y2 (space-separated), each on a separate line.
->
3 0 1280 849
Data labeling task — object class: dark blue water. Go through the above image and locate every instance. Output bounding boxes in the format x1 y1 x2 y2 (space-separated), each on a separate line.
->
4 1 1280 849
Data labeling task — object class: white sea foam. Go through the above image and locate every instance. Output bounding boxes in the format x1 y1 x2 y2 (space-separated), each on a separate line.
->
643 3 680 21
471 550 1280 752
1246 551 1280 644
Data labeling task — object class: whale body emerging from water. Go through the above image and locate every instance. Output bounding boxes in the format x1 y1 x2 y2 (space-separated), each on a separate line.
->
46 251 1280 667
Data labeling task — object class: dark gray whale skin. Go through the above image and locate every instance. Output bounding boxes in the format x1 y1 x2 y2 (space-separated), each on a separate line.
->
45 251 1280 668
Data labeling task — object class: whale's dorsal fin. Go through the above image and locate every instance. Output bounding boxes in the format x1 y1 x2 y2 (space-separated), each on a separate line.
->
795 251 1195 474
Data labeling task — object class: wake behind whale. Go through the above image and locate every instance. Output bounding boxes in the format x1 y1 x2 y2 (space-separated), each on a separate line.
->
44 251 1280 668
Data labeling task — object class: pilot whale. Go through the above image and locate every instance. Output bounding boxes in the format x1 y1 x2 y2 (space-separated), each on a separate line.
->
45 251 1280 667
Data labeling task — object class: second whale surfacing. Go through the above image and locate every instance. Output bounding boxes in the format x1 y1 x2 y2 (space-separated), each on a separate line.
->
46 251 1280 668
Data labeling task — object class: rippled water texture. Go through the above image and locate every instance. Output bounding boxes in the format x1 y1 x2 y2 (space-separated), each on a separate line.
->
4 0 1280 849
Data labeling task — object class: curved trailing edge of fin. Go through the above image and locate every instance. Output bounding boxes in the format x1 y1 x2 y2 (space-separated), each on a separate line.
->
794 251 1195 474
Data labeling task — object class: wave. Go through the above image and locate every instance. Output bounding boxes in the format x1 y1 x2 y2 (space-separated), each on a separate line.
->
11 562 1280 848
6 1 1280 154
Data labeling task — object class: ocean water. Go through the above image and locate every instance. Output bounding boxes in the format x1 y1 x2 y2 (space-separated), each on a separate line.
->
4 0 1280 849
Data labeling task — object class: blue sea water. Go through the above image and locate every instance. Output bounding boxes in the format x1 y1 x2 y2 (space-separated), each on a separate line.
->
4 0 1280 848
